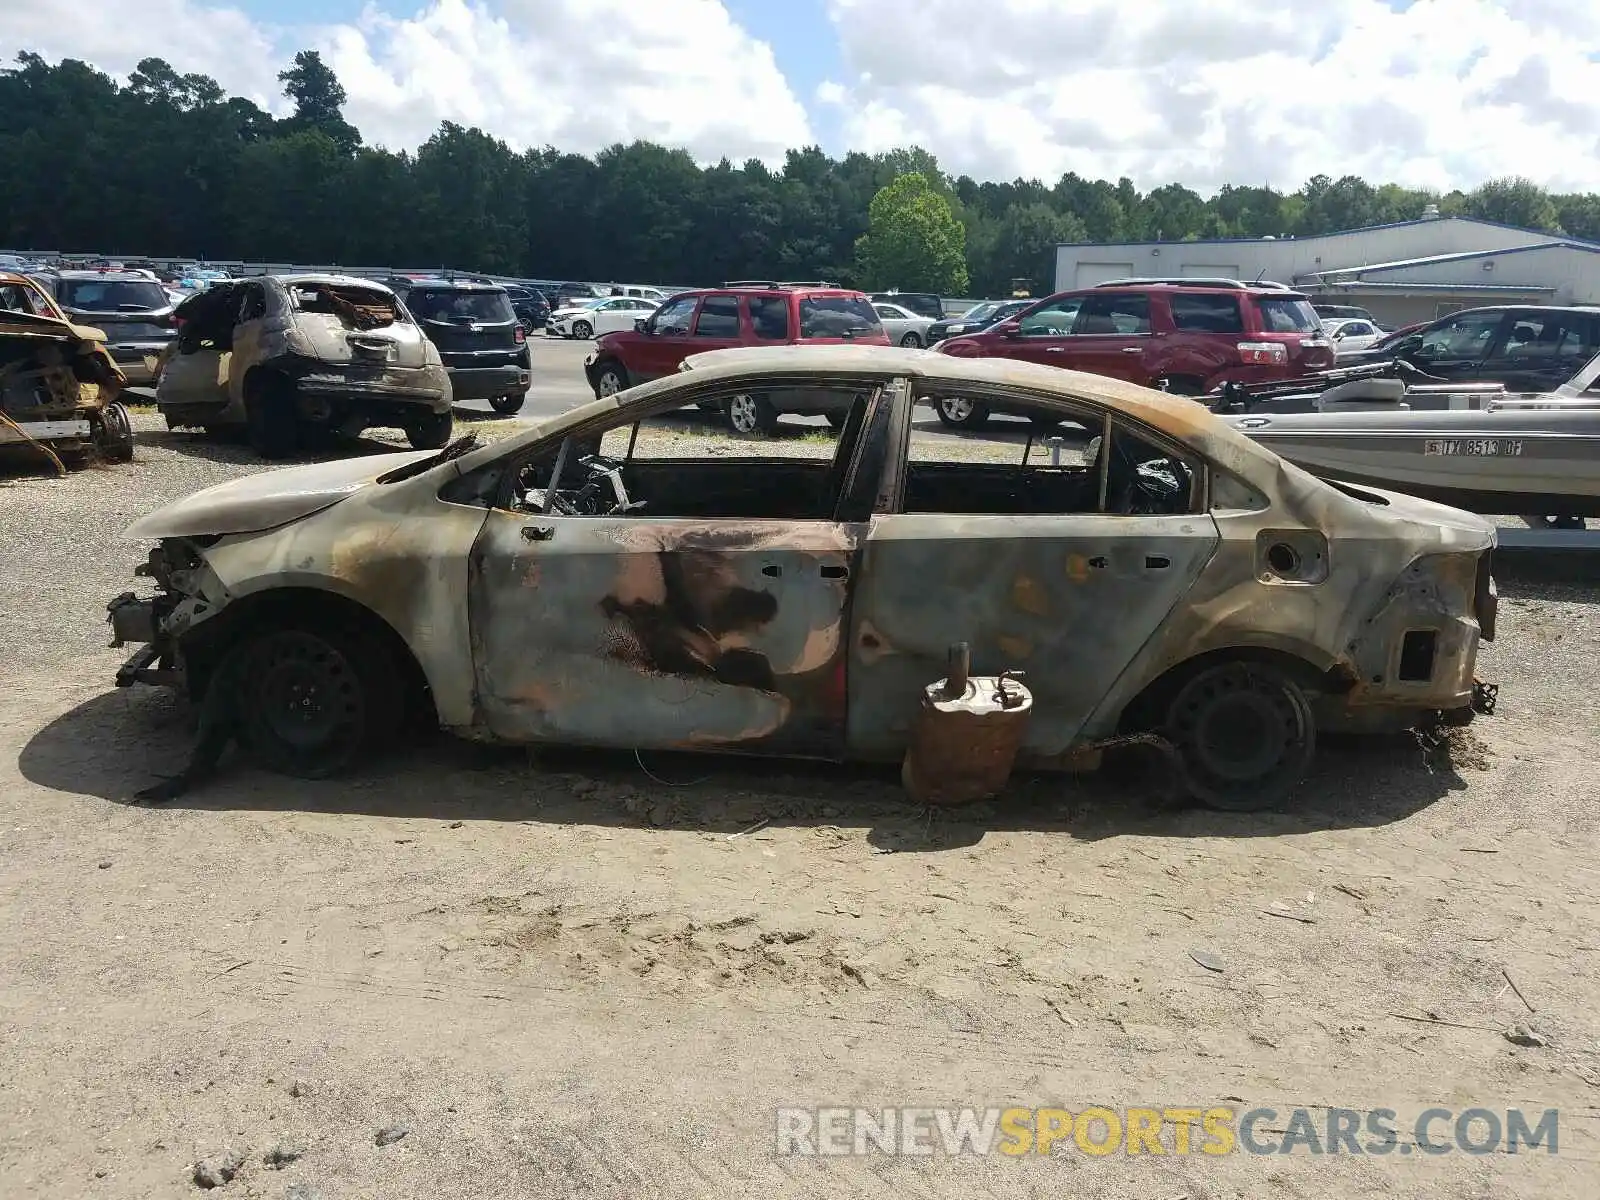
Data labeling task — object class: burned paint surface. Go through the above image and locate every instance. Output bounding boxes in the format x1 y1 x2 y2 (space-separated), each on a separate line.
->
0 272 126 448
469 513 859 755
111 343 1496 778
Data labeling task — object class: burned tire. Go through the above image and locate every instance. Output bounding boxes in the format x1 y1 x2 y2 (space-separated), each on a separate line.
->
94 401 135 463
407 409 453 450
1163 661 1316 811
489 393 526 415
726 392 778 435
233 623 402 779
244 374 299 460
935 396 989 429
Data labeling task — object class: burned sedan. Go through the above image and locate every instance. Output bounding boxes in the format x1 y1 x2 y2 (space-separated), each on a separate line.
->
155 274 453 459
106 346 1497 811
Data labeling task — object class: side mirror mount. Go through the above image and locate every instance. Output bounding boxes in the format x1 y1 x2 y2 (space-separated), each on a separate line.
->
997 320 1022 339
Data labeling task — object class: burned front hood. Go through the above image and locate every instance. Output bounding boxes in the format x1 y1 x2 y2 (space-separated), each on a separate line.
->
123 450 438 539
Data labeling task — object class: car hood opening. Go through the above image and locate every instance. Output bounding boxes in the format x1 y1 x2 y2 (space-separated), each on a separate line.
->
122 449 438 539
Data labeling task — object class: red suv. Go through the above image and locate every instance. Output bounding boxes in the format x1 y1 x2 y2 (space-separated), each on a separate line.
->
584 284 889 433
934 280 1333 427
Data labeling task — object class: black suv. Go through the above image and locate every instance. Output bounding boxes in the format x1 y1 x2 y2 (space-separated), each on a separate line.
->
925 298 1031 345
870 292 944 320
387 278 532 414
1342 304 1600 392
40 269 177 384
501 283 550 331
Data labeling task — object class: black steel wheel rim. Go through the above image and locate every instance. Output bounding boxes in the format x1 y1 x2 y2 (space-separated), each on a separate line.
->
1173 672 1299 784
253 633 362 752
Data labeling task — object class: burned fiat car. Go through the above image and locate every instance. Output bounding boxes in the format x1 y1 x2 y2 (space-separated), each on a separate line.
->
155 274 452 459
107 346 1496 811
0 271 132 466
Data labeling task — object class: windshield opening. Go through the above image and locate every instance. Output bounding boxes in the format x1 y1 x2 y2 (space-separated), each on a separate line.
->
1255 296 1322 334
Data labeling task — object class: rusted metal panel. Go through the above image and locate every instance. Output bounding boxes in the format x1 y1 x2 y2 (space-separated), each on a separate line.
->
467 512 861 755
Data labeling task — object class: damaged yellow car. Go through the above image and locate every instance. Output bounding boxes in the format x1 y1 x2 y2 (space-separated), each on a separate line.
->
0 271 132 466
107 346 1497 810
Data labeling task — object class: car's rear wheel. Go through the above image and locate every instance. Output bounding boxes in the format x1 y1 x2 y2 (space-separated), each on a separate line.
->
593 361 629 397
233 623 400 779
1163 661 1316 811
244 374 298 460
726 392 778 435
572 320 593 339
489 393 525 415
899 332 923 348
935 396 989 429
93 401 135 463
406 409 453 450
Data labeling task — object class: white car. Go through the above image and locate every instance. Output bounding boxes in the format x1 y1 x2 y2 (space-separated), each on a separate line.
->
872 301 938 348
1325 317 1384 356
548 296 659 339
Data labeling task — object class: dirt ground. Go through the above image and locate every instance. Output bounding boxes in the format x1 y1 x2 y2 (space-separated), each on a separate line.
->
2 380 1599 1197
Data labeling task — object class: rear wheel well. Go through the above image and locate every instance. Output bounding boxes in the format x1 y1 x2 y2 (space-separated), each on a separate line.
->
242 364 293 400
183 587 434 728
1117 646 1337 734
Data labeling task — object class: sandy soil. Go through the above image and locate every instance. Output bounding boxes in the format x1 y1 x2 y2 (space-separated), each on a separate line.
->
1 371 1598 1197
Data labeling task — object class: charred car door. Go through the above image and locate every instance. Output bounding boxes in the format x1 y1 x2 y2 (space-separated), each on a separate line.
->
465 386 891 757
846 389 1220 761
155 283 238 416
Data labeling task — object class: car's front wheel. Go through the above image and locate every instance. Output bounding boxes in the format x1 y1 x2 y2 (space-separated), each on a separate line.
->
726 392 778 435
571 320 593 339
934 396 990 429
592 361 629 398
233 623 400 779
899 331 923 348
1163 661 1316 811
406 409 453 450
489 393 525 415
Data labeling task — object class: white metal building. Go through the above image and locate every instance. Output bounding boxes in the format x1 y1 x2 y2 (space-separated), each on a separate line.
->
1054 212 1600 326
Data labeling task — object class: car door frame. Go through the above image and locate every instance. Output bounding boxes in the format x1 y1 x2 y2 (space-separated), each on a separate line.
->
156 281 241 412
463 376 899 758
631 292 702 381
1475 308 1598 393
845 378 1220 762
994 293 1089 367
1405 309 1512 382
1060 290 1158 383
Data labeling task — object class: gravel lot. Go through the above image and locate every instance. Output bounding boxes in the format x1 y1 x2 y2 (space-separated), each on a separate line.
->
2 340 1599 1198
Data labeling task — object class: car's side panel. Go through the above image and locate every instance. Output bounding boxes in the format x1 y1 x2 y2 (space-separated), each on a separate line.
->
467 513 862 756
845 512 1220 759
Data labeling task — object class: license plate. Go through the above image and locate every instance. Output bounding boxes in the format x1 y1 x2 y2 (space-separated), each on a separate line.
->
1423 438 1524 457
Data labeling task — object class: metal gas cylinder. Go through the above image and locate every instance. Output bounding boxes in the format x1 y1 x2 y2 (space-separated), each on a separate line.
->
901 642 1034 806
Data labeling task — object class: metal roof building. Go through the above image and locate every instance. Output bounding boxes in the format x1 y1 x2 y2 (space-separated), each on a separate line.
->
1054 212 1600 326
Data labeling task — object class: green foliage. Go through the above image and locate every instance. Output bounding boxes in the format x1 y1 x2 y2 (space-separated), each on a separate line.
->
0 51 1592 291
855 173 969 293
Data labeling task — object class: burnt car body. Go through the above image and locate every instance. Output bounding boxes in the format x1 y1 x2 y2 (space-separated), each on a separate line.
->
0 271 133 465
106 346 1496 811
155 274 452 459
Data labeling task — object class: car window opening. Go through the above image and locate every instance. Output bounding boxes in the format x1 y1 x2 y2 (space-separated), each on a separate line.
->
290 283 401 331
503 385 877 523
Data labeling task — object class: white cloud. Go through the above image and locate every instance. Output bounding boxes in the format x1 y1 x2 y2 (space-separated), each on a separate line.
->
0 0 812 166
819 0 1600 193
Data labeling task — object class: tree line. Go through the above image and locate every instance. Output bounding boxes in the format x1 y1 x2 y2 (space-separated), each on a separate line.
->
4 49 1598 297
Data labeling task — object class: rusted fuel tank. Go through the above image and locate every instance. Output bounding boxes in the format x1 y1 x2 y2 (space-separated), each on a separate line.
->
901 643 1034 806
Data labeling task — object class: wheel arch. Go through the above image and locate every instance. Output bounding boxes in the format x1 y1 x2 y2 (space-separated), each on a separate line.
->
1113 642 1344 735
181 583 436 727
